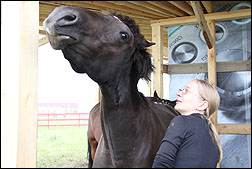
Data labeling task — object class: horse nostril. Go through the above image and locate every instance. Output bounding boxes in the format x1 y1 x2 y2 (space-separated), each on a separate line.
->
56 14 77 26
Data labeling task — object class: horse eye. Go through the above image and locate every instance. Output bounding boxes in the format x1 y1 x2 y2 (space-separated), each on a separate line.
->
120 32 129 41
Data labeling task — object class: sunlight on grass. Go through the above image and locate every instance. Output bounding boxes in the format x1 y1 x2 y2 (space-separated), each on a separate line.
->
37 126 89 168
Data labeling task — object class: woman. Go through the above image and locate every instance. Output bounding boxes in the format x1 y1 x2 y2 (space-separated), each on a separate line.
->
152 79 223 168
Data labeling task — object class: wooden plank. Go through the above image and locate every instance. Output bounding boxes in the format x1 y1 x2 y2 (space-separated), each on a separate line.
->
144 1 187 17
191 1 213 49
201 1 213 13
115 1 173 18
39 36 49 47
40 1 156 22
151 8 251 27
2 1 39 168
147 1 178 17
207 20 217 87
82 1 163 19
128 1 176 17
164 62 208 74
152 25 164 98
163 60 251 74
167 1 194 15
207 19 217 126
212 1 244 6
218 124 251 134
216 60 251 72
39 26 46 35
2 2 38 167
16 2 39 167
41 1 102 13
149 46 168 59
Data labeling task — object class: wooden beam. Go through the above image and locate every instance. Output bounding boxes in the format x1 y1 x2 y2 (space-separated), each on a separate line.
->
40 1 102 13
39 36 49 47
39 26 46 35
17 2 38 167
216 60 251 72
207 19 217 126
191 1 213 49
163 60 251 74
1 1 38 168
82 1 163 19
148 46 169 59
147 1 178 17
212 1 244 6
207 20 216 87
201 1 213 13
118 1 174 18
218 124 251 134
131 1 187 17
167 1 194 15
152 25 164 98
151 8 251 27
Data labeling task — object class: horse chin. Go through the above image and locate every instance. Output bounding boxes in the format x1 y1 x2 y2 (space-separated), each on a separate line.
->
67 60 86 74
72 68 86 74
47 34 77 50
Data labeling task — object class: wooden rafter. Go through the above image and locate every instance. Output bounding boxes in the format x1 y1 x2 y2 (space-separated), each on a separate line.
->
151 8 251 26
167 1 194 15
82 1 163 19
191 1 213 49
39 1 249 50
128 1 178 17
147 1 178 17
201 1 213 13
109 1 173 18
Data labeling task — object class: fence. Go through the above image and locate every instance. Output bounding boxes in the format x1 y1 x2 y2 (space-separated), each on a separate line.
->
37 113 89 128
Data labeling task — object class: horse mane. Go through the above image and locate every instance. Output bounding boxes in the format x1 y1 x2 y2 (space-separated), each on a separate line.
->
110 12 155 81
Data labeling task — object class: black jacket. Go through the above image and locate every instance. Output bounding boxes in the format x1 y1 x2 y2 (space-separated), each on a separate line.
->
152 113 219 168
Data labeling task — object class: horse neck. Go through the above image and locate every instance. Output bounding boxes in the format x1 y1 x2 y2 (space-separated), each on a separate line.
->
98 67 147 158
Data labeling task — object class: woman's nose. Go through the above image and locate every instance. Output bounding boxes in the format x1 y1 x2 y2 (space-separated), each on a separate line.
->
176 91 182 97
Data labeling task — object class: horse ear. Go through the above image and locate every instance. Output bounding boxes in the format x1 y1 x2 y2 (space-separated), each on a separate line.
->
143 38 155 47
154 90 159 98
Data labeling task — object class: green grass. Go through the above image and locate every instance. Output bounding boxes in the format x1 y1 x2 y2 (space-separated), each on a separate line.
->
37 126 89 168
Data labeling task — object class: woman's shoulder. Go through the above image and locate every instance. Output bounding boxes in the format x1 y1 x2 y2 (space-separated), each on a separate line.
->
174 113 206 128
173 113 202 121
181 113 205 121
171 115 187 123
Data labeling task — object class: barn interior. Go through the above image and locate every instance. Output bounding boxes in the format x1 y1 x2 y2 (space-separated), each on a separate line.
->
1 1 251 168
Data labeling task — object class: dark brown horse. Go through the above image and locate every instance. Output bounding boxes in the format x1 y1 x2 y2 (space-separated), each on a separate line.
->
43 6 180 167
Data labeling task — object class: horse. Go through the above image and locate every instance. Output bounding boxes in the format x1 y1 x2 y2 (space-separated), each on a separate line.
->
43 6 180 167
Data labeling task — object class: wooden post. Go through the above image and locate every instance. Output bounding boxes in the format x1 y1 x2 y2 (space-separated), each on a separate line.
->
207 20 217 128
191 1 213 49
207 20 217 88
1 1 39 168
151 25 164 98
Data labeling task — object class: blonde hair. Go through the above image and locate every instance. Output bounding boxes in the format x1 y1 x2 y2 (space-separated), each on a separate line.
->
196 79 223 166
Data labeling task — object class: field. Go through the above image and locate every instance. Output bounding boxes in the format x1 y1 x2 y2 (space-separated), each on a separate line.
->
37 126 89 168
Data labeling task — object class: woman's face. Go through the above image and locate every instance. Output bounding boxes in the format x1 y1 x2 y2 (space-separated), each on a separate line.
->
174 80 205 115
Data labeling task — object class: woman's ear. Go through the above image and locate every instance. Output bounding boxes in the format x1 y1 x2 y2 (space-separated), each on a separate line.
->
197 101 209 111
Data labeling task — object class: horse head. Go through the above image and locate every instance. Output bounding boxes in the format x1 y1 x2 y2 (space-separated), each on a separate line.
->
43 6 155 84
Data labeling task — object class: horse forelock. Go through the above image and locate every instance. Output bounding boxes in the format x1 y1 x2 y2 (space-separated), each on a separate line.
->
110 12 154 81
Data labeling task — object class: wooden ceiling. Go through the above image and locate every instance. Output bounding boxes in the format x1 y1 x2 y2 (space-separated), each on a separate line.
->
39 1 244 48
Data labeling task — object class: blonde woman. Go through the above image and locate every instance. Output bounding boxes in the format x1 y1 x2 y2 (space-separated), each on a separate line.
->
152 79 223 168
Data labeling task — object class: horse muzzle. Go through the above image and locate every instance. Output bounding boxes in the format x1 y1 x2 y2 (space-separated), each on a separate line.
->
43 6 79 50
